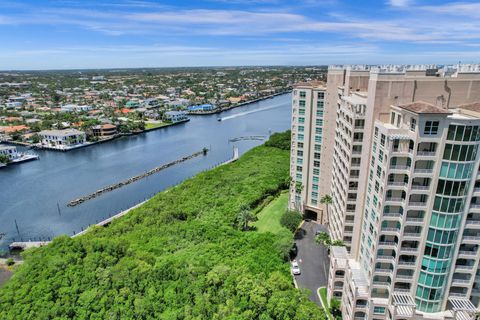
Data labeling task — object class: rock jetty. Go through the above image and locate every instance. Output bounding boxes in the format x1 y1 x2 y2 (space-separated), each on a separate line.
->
68 149 207 207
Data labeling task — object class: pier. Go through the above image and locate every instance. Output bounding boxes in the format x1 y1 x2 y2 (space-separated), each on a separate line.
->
228 136 266 142
67 148 208 207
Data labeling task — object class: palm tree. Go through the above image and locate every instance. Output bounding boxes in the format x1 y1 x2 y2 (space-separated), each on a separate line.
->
236 206 256 231
320 194 333 226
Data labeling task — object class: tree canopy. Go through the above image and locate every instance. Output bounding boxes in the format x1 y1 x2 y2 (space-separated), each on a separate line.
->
0 132 324 320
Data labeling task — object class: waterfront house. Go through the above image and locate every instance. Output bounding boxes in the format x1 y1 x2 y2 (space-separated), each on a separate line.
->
61 104 92 112
187 104 217 112
0 144 39 164
0 145 19 160
92 124 117 138
164 111 188 123
125 100 141 108
39 129 87 150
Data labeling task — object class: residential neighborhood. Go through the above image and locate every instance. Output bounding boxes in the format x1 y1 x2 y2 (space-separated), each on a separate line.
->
0 66 325 149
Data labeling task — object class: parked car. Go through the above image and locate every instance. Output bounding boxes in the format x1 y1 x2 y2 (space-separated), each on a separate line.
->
291 260 301 275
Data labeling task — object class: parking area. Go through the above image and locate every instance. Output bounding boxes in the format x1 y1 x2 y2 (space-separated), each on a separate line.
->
292 220 329 306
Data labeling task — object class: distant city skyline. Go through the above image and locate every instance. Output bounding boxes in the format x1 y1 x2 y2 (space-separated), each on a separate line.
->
1 0 480 70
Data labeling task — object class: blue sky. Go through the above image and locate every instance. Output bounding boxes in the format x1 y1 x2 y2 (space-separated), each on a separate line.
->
0 0 479 69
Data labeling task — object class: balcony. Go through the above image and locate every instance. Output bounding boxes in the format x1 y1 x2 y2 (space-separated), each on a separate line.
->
398 260 416 267
413 168 434 175
451 279 471 286
408 201 427 208
374 268 393 274
403 232 421 239
470 204 480 211
455 265 475 272
381 227 401 235
400 247 418 253
458 250 477 257
405 217 424 224
387 181 408 187
411 185 429 191
465 219 480 228
463 235 480 243
377 255 395 262
385 197 405 204
379 241 398 248
396 274 413 280
417 151 436 157
390 165 410 171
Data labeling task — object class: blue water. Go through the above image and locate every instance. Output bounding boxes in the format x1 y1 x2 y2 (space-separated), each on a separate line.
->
0 94 291 250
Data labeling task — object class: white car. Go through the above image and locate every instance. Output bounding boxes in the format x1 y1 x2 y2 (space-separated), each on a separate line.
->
291 260 301 275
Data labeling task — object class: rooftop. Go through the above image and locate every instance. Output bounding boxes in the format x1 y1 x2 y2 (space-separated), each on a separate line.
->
293 80 326 89
39 129 85 136
398 101 452 115
457 102 480 113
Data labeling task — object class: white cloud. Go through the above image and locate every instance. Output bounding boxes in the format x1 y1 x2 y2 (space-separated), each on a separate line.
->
388 0 411 7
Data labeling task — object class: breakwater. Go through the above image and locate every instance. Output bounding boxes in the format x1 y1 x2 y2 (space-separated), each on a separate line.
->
67 148 208 207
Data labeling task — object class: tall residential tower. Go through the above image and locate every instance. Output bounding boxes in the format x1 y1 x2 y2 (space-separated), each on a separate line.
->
290 64 480 319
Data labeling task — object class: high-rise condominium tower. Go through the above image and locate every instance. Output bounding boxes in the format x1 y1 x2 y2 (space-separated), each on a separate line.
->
290 64 480 319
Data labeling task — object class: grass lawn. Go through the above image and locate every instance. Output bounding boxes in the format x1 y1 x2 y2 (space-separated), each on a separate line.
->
253 192 289 234
319 287 334 320
145 122 168 130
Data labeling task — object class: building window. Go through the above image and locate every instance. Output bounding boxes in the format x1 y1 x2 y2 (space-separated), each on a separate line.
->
298 134 304 141
380 134 386 146
311 191 318 198
299 117 305 123
298 126 304 132
311 199 317 205
315 135 322 142
313 160 320 167
424 121 439 135
316 119 323 126
296 173 302 180
300 91 306 98
373 307 386 314
297 142 303 148
411 118 417 131
297 150 303 157
313 168 320 175
297 158 303 165
316 109 324 117
317 92 324 100
299 100 306 108
296 166 302 172
374 127 379 137
299 109 305 115
314 144 321 151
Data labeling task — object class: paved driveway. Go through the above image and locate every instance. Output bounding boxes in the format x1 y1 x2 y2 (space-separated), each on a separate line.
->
292 221 329 306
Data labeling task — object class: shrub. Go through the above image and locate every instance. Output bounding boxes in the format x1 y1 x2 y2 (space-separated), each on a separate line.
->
5 258 14 266
280 210 303 232
265 130 291 150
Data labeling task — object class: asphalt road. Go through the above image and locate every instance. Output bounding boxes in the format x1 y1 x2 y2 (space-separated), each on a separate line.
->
292 221 329 306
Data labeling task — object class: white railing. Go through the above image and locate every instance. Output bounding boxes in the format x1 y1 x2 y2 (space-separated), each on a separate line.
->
411 185 429 190
390 165 410 170
414 168 434 174
409 202 427 207
458 250 477 256
406 217 423 222
417 151 436 156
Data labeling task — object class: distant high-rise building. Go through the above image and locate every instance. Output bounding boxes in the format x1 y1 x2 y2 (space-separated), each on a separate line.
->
290 64 480 319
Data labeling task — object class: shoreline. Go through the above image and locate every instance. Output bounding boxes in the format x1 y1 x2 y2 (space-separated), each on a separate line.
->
2 92 290 152
7 147 239 252
187 91 290 115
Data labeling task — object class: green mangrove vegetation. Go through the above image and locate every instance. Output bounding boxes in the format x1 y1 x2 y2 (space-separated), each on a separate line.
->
0 132 325 320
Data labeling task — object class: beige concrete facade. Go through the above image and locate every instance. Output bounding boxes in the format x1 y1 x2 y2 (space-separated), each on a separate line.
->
294 64 480 320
